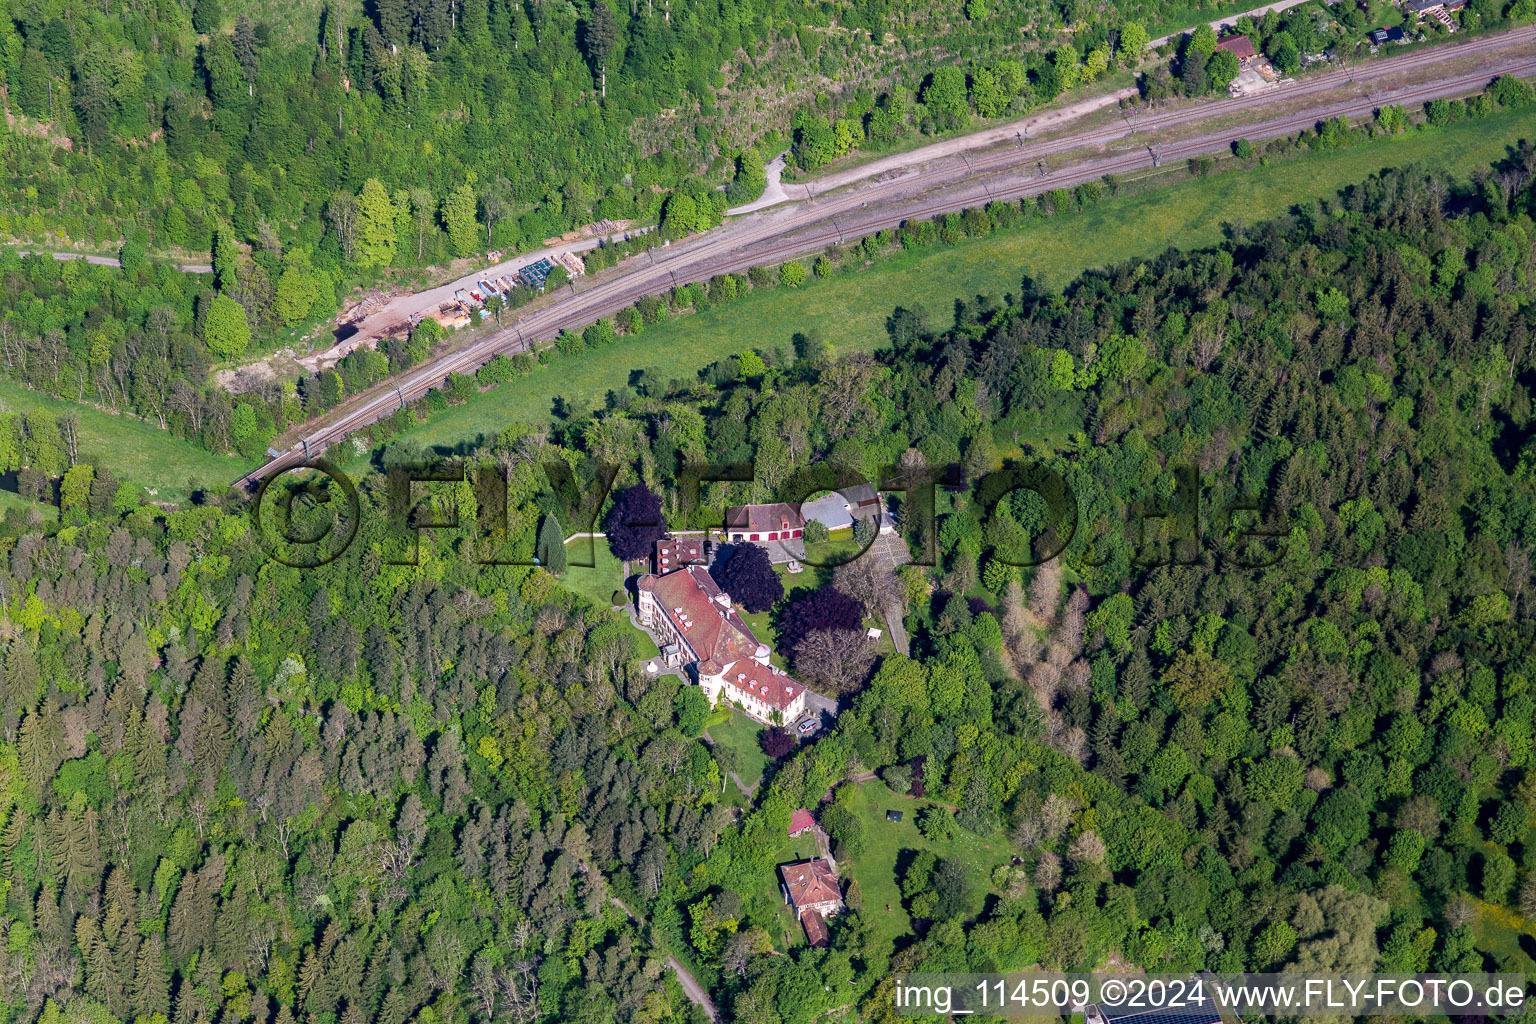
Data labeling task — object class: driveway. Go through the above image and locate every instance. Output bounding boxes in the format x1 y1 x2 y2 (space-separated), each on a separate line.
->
726 151 791 215
802 687 839 721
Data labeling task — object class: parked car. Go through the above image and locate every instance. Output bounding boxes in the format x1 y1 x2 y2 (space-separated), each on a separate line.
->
797 717 818 734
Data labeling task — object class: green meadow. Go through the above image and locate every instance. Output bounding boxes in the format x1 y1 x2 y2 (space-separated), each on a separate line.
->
0 380 245 504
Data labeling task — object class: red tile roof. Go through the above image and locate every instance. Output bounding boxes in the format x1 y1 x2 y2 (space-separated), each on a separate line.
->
781 859 841 911
1216 34 1257 59
727 661 805 713
800 908 830 947
726 502 805 534
638 566 761 667
789 809 816 835
655 536 705 573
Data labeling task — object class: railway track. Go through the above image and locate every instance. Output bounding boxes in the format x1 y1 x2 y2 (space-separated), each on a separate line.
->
235 28 1536 491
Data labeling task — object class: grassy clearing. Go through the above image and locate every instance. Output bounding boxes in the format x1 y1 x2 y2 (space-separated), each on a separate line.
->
740 778 1015 950
737 554 896 666
0 487 52 518
803 527 863 567
559 539 629 609
353 111 1534 463
1473 902 1536 975
704 709 769 791
737 604 788 670
736 564 802 670
556 541 659 658
836 779 1015 949
0 380 245 503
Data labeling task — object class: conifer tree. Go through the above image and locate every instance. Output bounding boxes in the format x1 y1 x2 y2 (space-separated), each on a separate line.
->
536 514 567 574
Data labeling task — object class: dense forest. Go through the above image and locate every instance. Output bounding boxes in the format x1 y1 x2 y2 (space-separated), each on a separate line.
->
0 0 1154 264
11 0 1526 282
0 150 1534 1024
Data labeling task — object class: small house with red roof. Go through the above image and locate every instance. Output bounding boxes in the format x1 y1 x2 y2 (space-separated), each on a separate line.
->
780 858 844 946
789 808 816 837
1216 34 1258 66
800 909 831 947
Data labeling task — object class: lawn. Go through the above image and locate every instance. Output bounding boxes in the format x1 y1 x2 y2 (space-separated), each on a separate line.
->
736 604 788 669
738 777 1016 952
0 487 52 518
737 554 897 667
834 778 1016 951
0 380 246 503
703 709 769 792
559 538 629 609
350 111 1536 464
736 563 802 669
802 526 862 567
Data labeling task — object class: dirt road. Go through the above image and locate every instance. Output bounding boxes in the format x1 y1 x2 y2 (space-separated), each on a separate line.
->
1148 0 1327 47
233 26 1536 491
727 150 791 215
605 890 720 1021
16 249 213 273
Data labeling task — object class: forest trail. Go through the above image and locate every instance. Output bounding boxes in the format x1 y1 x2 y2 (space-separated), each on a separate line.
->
605 888 721 1021
17 249 213 273
701 727 762 798
726 150 791 215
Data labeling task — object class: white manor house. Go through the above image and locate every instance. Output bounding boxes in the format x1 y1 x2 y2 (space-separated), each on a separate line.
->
636 563 807 725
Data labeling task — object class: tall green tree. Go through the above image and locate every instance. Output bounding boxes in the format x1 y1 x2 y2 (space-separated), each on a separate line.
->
356 179 398 268
582 2 619 98
537 513 568 574
202 293 251 358
442 184 481 258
